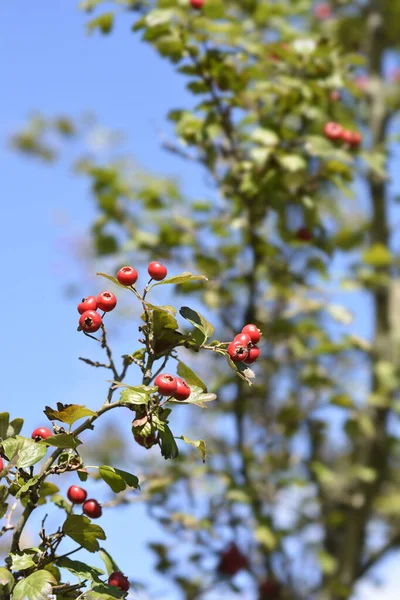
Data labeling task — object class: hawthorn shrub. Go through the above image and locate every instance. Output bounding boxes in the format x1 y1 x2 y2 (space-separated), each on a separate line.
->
0 264 260 598
9 0 400 599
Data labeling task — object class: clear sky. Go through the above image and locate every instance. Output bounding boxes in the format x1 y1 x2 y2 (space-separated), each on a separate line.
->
0 2 399 599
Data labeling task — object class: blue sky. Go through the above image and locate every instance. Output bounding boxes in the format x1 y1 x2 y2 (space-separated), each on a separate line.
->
1 2 399 599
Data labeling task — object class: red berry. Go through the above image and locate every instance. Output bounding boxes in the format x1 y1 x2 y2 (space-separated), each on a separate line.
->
154 374 177 396
97 291 117 312
135 433 157 448
77 296 97 314
233 333 252 347
341 129 362 147
148 261 167 281
244 346 260 364
323 122 343 141
108 572 130 592
174 378 191 401
296 227 313 242
227 341 249 362
330 90 340 102
218 543 248 577
241 324 261 345
67 485 87 504
0 457 3 471
83 499 102 519
190 0 205 8
117 266 138 286
314 2 332 20
79 310 102 333
31 427 52 440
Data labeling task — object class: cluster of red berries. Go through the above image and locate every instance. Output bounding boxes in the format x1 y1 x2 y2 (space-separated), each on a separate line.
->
67 484 102 518
78 291 117 333
227 324 261 365
323 122 362 147
154 374 191 401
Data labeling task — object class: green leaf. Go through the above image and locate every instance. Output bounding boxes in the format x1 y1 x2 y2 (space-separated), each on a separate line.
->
255 525 277 551
96 272 133 290
177 361 207 391
16 476 39 498
87 12 114 35
12 570 56 600
51 493 71 512
2 436 47 468
63 514 106 552
99 465 139 493
7 418 24 437
120 387 151 407
44 404 96 425
363 243 393 267
156 421 179 460
169 385 217 408
0 566 14 594
179 436 206 462
278 154 306 172
44 433 82 450
10 551 37 571
39 482 59 498
179 306 214 342
150 271 208 289
56 557 104 583
0 413 10 439
85 583 125 599
99 548 120 576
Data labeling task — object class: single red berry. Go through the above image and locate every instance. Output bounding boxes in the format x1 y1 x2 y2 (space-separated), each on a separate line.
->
342 130 362 147
77 296 98 314
67 485 87 504
79 310 102 333
83 499 102 519
218 543 248 577
330 90 340 102
108 572 130 592
244 346 260 364
241 324 261 345
174 378 191 401
190 0 205 9
314 2 332 20
97 291 117 312
117 266 138 286
234 332 252 347
31 427 52 440
227 341 249 362
0 457 3 471
148 261 168 281
350 131 362 146
135 433 157 448
154 374 177 396
323 121 343 141
296 227 313 242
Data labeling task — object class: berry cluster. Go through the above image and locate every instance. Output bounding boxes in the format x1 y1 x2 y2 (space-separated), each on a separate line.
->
324 122 362 147
67 485 102 518
78 291 117 333
154 374 191 401
117 261 167 286
227 324 261 365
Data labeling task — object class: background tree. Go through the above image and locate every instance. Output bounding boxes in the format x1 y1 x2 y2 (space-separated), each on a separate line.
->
9 0 400 599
